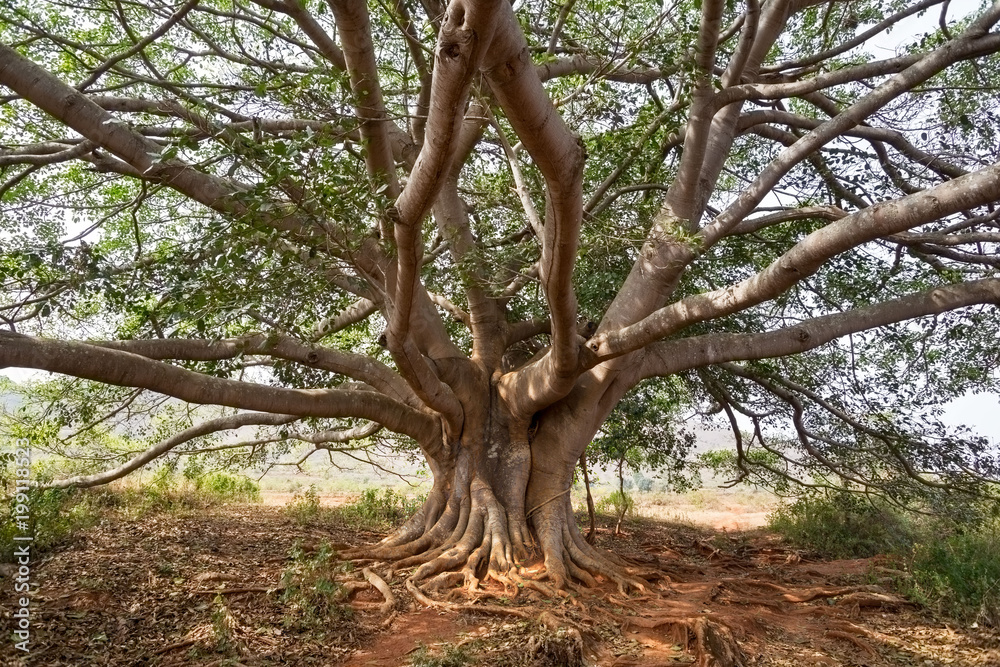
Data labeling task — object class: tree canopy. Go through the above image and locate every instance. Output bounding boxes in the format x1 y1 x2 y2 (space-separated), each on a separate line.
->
2 0 1000 590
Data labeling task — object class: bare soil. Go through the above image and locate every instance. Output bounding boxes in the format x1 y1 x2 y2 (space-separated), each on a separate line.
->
1 499 997 666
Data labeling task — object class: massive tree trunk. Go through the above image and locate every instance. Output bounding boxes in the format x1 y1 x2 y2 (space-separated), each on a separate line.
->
347 358 644 593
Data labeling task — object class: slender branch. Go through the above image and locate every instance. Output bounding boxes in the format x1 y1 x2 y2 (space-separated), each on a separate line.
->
42 412 300 489
80 0 200 92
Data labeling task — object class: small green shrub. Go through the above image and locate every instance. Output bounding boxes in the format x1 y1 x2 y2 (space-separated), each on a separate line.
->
596 490 636 520
195 472 261 503
906 521 1000 627
286 485 322 525
410 643 475 667
280 540 352 630
1 488 101 561
334 488 422 530
768 491 915 559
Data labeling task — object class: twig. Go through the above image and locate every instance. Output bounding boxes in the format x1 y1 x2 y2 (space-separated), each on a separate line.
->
192 586 277 595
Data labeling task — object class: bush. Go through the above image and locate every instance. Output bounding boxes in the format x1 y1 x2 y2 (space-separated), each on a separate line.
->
769 488 1000 627
1 488 101 561
906 521 1000 627
334 488 422 530
286 485 322 525
768 490 916 559
194 472 261 503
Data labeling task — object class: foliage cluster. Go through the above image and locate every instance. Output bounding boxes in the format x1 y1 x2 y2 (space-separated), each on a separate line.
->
0 468 261 561
333 487 424 530
907 520 1000 627
769 488 1000 627
0 487 100 561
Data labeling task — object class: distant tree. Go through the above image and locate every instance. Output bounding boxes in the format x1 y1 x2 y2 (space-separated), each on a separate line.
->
586 379 696 535
1 0 1000 595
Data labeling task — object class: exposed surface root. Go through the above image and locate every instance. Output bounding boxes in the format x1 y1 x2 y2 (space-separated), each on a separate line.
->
405 579 532 619
362 568 395 615
624 616 746 667
835 591 913 609
824 630 879 658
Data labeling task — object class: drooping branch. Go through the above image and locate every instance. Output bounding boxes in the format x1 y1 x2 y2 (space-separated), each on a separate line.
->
173 420 383 459
0 332 439 443
639 278 1000 379
42 412 301 489
720 363 996 494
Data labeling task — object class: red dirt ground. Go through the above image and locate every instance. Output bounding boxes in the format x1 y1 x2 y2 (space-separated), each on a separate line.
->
1 500 997 666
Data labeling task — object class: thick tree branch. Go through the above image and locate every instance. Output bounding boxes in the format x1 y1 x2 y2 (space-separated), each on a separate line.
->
593 159 1000 358
0 332 438 443
486 4 587 414
0 43 314 238
330 0 402 205
663 0 726 221
640 278 1000 378
93 334 420 408
250 0 347 70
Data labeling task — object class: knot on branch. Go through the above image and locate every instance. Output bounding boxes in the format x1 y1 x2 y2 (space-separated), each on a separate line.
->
441 41 464 60
438 22 474 62
485 48 530 85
